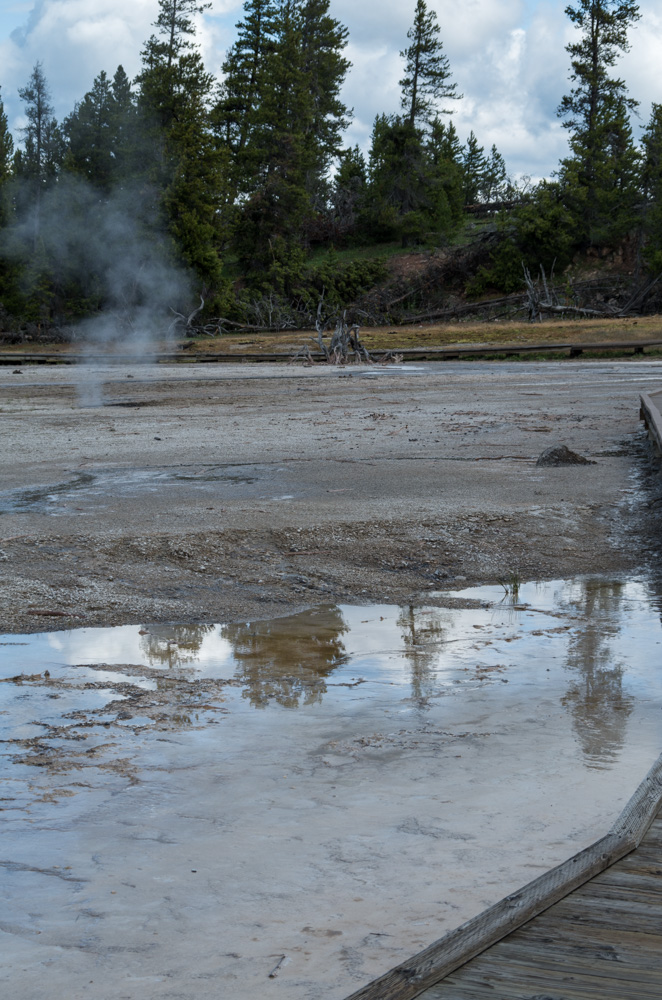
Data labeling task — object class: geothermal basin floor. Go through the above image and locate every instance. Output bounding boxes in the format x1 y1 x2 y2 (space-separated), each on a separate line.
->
3 579 662 999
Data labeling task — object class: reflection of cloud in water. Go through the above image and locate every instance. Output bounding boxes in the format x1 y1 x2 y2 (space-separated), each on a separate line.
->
42 625 235 674
5 579 661 771
139 625 216 669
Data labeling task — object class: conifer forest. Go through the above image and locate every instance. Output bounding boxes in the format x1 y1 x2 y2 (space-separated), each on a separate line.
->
0 0 660 337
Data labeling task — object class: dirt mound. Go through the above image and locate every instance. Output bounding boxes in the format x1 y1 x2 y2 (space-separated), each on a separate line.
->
537 445 596 467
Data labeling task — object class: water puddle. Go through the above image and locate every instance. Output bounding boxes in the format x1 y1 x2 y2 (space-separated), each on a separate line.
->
2 577 662 998
3 576 661 786
0 464 273 515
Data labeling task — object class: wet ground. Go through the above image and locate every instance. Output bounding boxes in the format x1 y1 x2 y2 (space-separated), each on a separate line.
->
2 359 662 997
2 359 662 634
2 577 662 999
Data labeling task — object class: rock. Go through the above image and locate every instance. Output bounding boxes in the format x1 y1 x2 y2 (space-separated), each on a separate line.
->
537 445 596 467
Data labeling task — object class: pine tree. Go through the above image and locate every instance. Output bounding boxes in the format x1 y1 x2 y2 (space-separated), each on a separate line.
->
426 118 464 231
299 0 351 189
558 0 641 246
428 118 462 163
233 0 313 268
137 0 226 294
0 88 13 186
462 132 487 205
482 145 508 202
15 64 64 249
230 0 351 274
640 104 662 270
110 66 139 181
332 145 367 233
16 64 64 188
216 0 277 192
0 87 13 229
400 0 460 130
64 71 118 189
367 114 431 245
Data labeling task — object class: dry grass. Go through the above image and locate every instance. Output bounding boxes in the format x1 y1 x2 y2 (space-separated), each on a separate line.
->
181 314 662 355
1 314 661 357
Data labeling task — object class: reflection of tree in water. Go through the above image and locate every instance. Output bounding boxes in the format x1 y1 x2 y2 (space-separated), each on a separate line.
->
139 625 216 669
397 606 446 705
221 606 348 708
561 580 634 768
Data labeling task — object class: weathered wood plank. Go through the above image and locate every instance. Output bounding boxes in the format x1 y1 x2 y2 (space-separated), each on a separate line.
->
494 934 662 972
571 875 662 898
550 899 662 931
594 867 662 890
460 955 662 988
432 959 662 1000
507 922 662 965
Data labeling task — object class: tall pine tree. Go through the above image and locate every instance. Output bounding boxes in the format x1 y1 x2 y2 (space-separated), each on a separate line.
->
462 132 487 205
230 0 351 273
299 0 351 201
400 0 460 130
15 64 64 190
0 86 13 224
482 145 508 202
426 118 464 232
64 70 123 190
332 145 367 235
642 104 662 271
137 0 227 294
558 0 641 247
15 64 64 250
216 0 277 196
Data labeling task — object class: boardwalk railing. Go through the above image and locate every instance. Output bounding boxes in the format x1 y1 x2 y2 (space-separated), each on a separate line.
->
2 338 662 366
343 753 662 1000
641 389 662 454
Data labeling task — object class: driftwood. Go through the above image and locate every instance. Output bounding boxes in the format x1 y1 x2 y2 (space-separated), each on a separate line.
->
619 271 662 314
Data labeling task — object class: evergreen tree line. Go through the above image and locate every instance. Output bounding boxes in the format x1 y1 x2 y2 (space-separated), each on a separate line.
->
0 0 660 331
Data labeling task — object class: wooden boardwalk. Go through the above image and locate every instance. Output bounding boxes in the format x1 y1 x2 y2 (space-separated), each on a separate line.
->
2 337 662 366
421 807 662 1000
344 757 662 1000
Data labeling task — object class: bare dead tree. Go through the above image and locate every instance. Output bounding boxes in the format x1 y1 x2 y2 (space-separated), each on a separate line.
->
169 294 206 337
327 311 372 364
522 264 611 321
315 297 330 360
291 299 403 366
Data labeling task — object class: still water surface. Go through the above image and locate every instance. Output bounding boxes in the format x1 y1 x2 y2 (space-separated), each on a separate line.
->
3 576 661 772
2 576 662 999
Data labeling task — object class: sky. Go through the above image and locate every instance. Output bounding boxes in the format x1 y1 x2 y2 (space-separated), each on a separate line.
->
0 0 660 180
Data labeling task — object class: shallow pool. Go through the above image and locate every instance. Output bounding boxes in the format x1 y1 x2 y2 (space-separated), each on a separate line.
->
1 577 661 1000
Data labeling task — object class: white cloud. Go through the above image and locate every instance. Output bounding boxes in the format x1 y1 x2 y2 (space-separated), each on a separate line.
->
0 0 155 124
0 0 660 179
621 8 662 136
